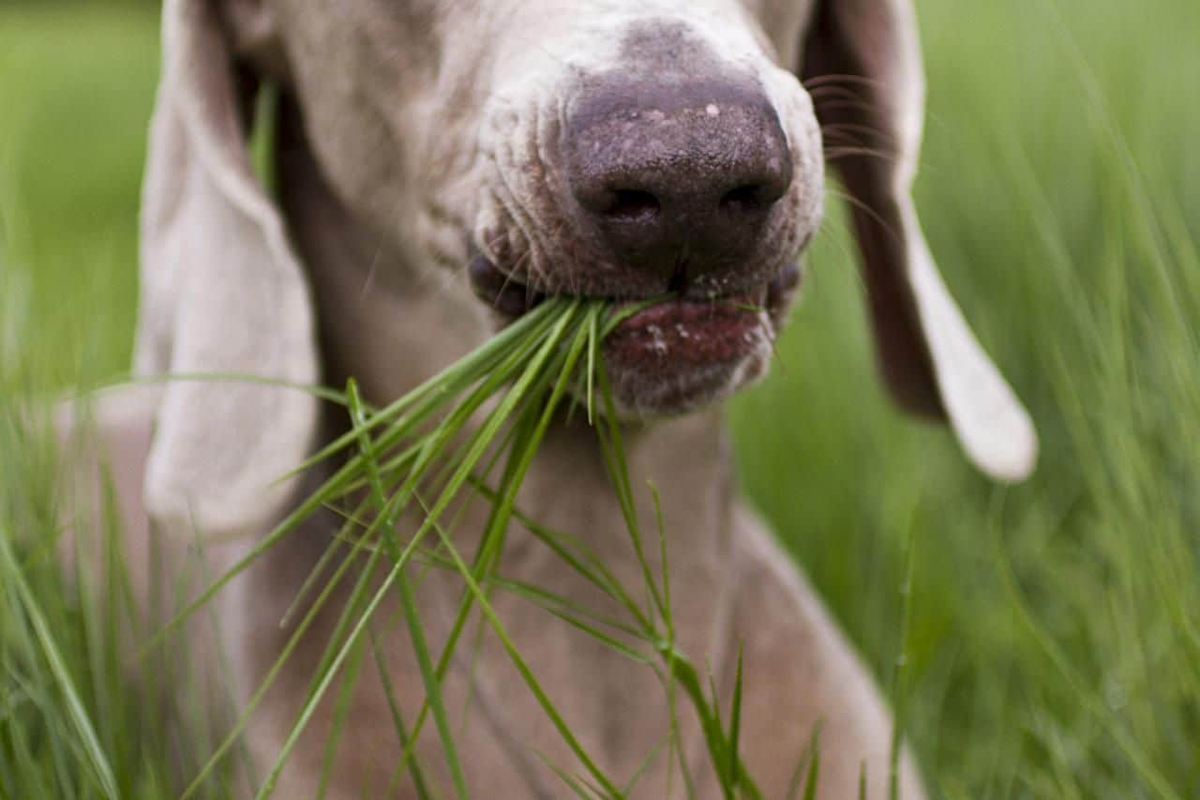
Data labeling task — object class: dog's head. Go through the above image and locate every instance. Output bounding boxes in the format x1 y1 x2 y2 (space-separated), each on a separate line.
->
137 0 1037 541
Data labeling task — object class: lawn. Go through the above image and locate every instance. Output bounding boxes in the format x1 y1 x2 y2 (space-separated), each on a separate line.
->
1 0 1198 797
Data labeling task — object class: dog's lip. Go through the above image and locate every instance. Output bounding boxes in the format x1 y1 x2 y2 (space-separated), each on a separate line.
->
468 257 799 409
467 255 799 323
603 294 768 371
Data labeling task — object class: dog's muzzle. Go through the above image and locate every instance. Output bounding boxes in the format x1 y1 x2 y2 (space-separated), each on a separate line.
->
471 71 809 416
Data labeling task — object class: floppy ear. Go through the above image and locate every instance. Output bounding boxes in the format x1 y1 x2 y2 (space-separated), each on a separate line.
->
801 0 1037 481
135 0 320 541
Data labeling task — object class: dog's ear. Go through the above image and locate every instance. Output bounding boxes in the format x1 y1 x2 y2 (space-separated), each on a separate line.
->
801 0 1037 481
135 0 319 541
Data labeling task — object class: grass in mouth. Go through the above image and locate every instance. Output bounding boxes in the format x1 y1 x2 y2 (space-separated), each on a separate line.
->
177 295 807 798
4 297 811 798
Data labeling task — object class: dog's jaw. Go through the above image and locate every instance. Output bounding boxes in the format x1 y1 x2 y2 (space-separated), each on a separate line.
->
464 15 825 416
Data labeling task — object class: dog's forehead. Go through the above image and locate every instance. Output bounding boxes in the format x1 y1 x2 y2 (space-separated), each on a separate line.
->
497 1 776 65
266 0 815 77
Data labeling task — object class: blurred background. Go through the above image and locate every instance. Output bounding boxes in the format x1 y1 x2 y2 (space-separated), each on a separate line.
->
1 0 1197 796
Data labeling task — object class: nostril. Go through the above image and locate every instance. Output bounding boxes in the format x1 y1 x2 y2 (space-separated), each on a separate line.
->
603 189 661 222
719 185 766 216
566 74 795 285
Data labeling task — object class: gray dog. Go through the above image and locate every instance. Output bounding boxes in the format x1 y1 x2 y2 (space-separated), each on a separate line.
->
60 0 1038 796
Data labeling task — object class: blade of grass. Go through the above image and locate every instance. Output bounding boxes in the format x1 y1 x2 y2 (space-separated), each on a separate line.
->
154 304 573 657
347 379 469 799
315 634 368 800
623 732 671 797
728 644 744 794
785 723 822 800
256 304 587 796
0 522 119 799
586 310 598 425
421 506 620 795
368 625 433 800
889 509 918 800
395 304 600 765
594 362 668 625
296 299 569 478
178 512 389 798
538 753 602 800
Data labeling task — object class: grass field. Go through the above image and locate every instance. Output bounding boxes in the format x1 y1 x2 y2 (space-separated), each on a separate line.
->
2 1 1198 797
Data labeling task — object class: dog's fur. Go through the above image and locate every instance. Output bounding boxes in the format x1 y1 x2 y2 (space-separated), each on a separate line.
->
59 0 1038 796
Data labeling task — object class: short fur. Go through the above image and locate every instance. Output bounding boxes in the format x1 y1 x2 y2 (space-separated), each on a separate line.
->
59 0 1038 796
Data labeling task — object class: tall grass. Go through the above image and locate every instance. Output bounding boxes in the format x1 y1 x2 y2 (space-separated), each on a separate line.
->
732 0 1200 795
2 0 1199 797
0 293 791 797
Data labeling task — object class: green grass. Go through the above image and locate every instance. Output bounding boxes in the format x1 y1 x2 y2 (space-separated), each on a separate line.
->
731 1 1200 795
2 0 1199 797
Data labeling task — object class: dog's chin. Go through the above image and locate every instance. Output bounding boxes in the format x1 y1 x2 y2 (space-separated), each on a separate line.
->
601 296 775 417
468 257 801 418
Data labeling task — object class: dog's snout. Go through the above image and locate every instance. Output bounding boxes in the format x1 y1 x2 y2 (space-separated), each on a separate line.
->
566 78 792 287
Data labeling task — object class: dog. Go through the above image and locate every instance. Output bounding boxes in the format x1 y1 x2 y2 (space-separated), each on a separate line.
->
59 0 1038 796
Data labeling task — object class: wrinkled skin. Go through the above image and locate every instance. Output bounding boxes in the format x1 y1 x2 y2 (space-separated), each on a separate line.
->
256 0 824 414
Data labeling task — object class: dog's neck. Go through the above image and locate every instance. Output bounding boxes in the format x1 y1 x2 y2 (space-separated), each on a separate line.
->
276 99 739 592
266 98 746 746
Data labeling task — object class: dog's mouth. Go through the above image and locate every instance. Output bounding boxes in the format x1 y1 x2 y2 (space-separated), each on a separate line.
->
468 256 802 415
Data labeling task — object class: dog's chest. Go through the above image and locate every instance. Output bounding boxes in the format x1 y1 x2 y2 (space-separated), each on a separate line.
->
236 417 740 797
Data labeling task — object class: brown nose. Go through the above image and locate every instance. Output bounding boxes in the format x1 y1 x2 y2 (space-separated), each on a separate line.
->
565 78 793 290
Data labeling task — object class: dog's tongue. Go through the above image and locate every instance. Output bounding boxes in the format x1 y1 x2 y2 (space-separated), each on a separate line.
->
605 296 767 369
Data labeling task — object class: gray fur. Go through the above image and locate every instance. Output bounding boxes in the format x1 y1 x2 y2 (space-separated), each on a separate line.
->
57 0 1042 795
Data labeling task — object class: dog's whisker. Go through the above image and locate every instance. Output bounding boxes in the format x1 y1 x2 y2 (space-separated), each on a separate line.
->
810 98 889 121
358 239 386 305
823 186 908 249
823 146 899 163
804 84 871 102
802 73 890 91
818 121 889 143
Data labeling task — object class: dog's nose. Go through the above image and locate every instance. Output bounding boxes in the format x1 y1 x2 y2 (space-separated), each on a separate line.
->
566 78 793 288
